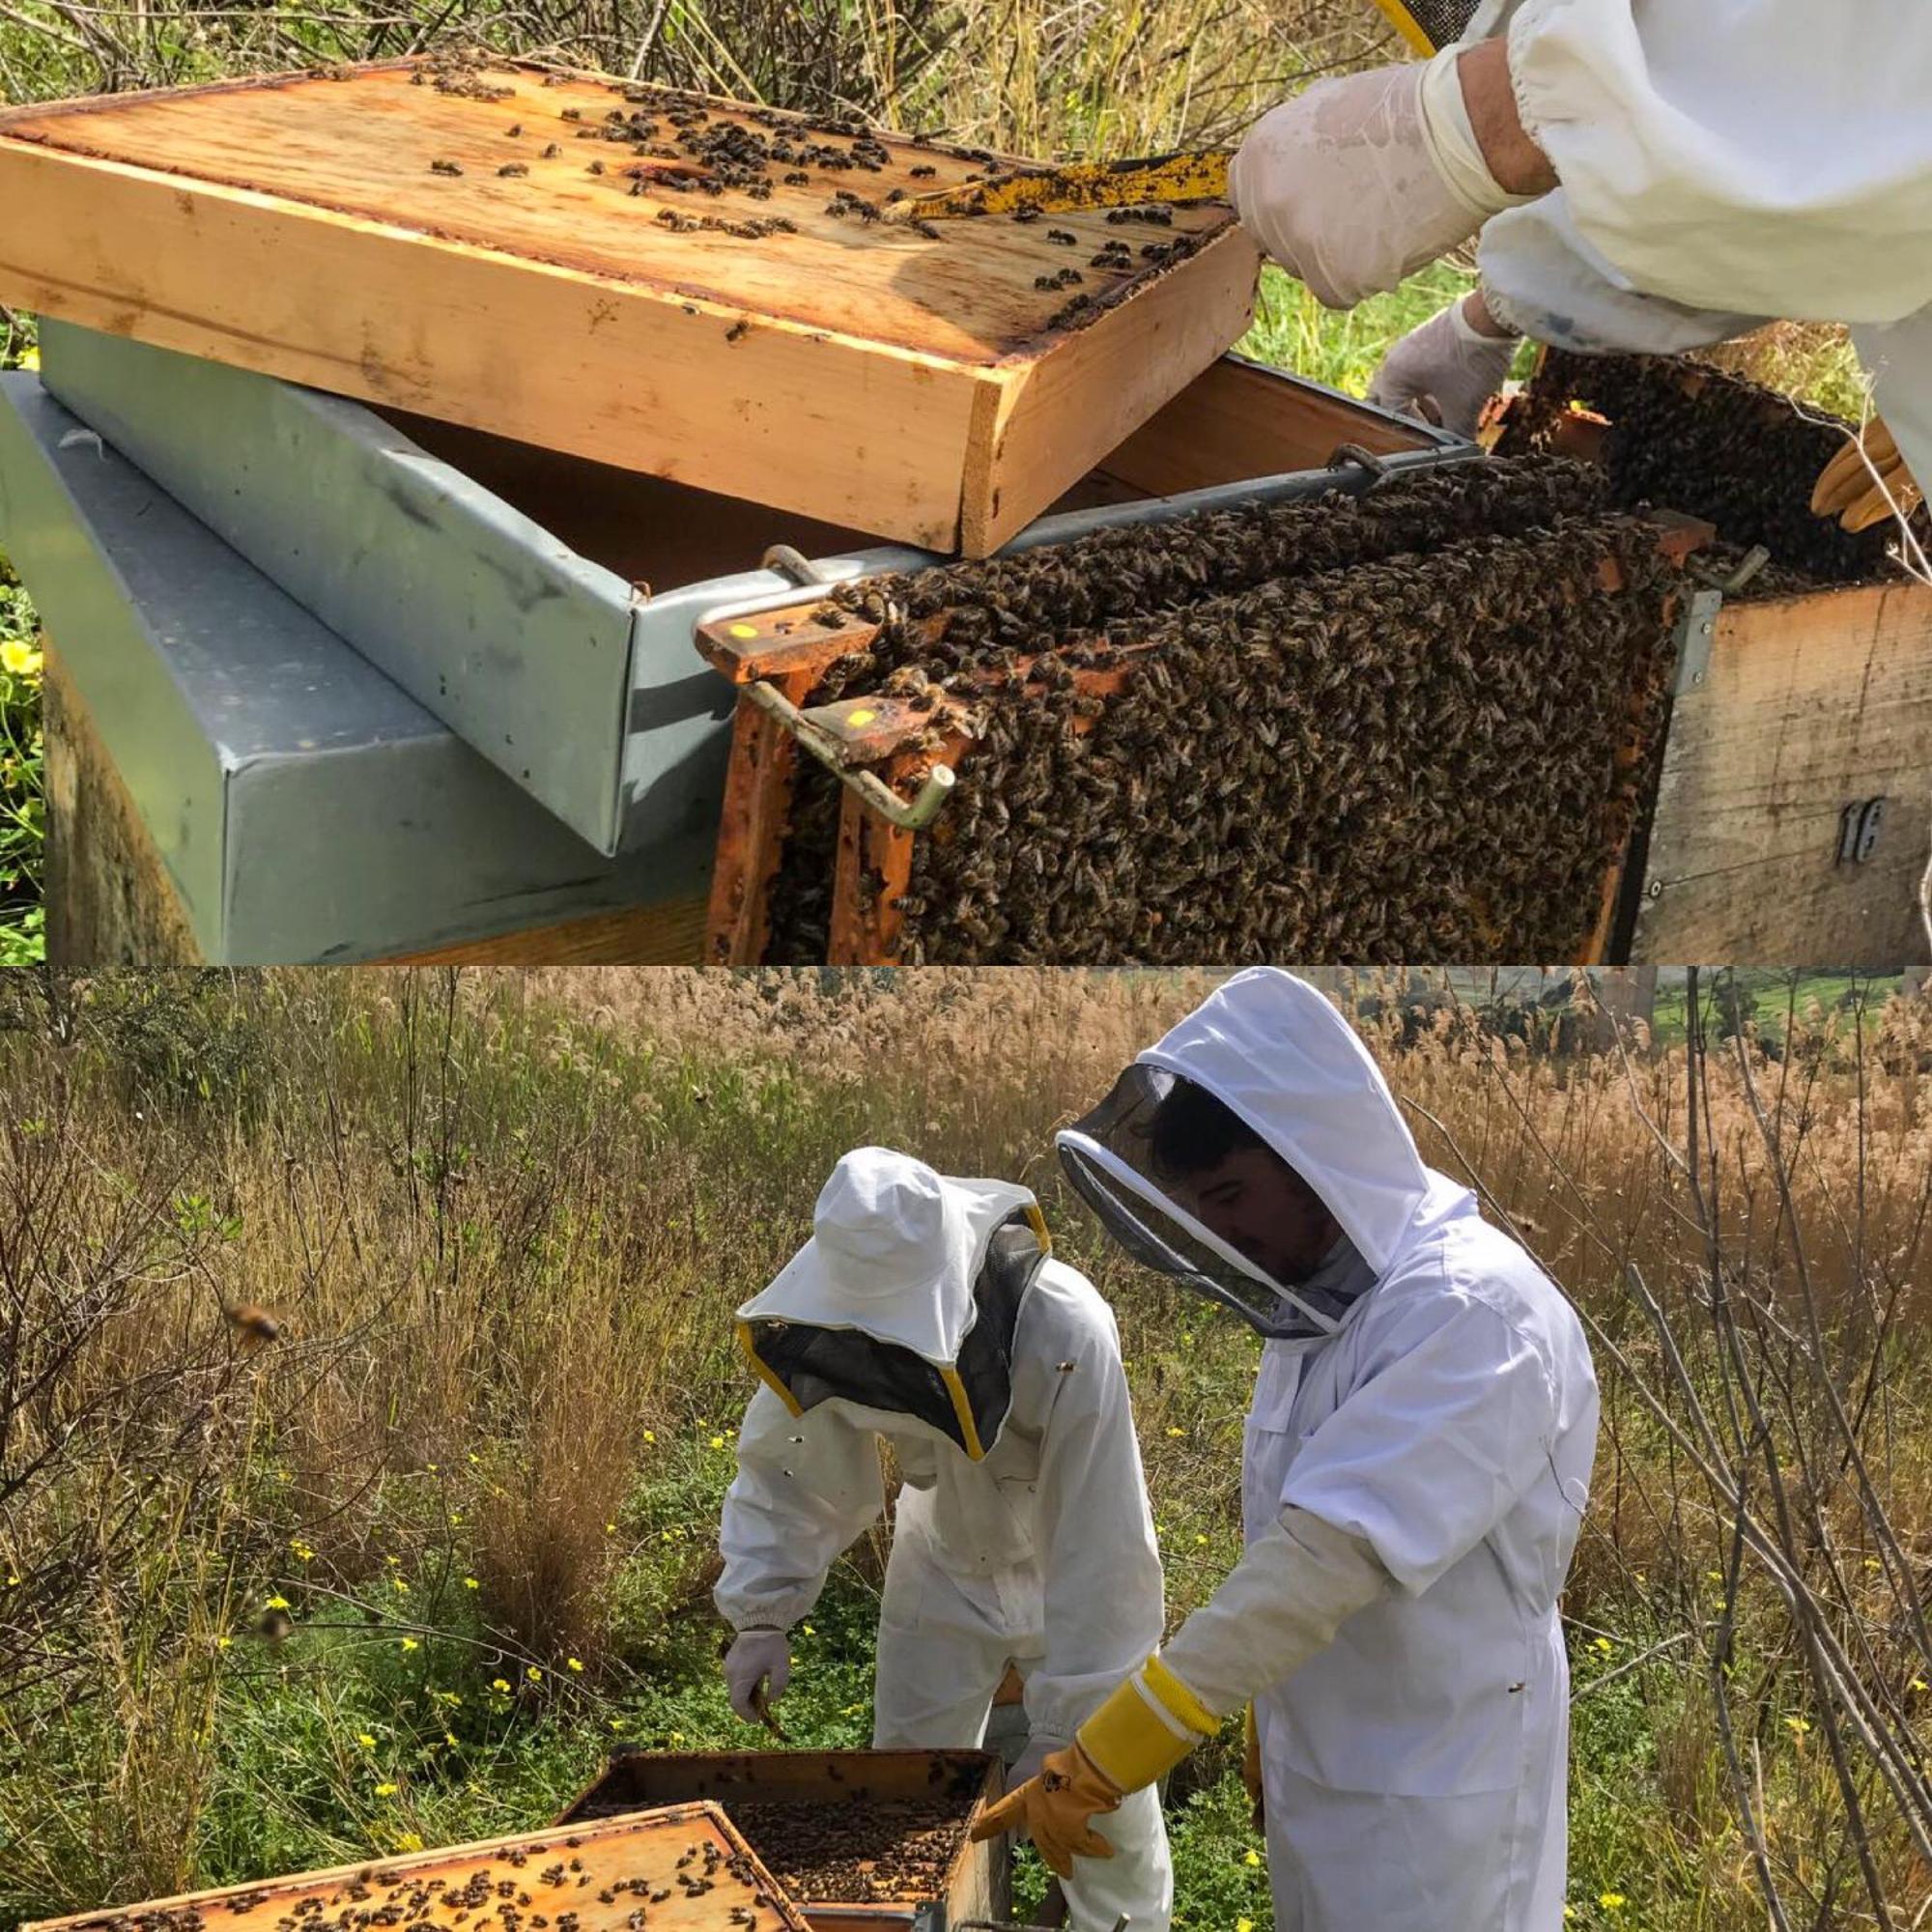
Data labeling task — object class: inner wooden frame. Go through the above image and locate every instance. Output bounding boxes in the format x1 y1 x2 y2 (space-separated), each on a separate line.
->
0 59 1260 554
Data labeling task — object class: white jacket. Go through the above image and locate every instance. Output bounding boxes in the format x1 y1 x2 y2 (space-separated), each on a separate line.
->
715 1257 1166 1743
1146 969 1600 1931
1471 0 1932 497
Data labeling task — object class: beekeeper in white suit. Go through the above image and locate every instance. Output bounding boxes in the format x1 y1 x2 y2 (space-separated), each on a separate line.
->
974 969 1599 1931
1227 0 1928 538
715 1146 1174 1931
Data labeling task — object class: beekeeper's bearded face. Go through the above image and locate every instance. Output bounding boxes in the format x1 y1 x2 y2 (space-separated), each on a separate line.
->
1148 1076 1340 1288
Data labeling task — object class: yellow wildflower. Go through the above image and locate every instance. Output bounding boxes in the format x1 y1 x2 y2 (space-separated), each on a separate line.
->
393 1832 424 1854
463 1577 479 1590
567 1658 584 1673
1599 1894 1626 1911
710 1435 727 1451
1784 1716 1810 1736
642 1430 657 1445
375 1782 399 1798
1592 1636 1612 1654
526 1665 543 1682
1166 1428 1184 1438
18 346 39 373
264 1595 292 1610
1243 1850 1261 1868
492 1679 511 1693
216 1635 234 1650
400 1637 419 1653
357 1733 377 1749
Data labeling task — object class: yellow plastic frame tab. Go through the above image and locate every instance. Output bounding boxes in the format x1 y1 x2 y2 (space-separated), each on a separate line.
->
735 1320 805 1419
1370 0 1447 54
1024 1203 1053 1254
940 1365 988 1461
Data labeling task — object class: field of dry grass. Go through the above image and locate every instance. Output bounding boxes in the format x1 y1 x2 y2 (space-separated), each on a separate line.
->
3 967 1931 1930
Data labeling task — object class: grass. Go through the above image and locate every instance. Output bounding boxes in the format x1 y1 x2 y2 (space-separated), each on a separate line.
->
3 968 1931 1931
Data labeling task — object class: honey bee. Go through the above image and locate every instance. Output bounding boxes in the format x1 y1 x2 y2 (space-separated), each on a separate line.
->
429 158 464 176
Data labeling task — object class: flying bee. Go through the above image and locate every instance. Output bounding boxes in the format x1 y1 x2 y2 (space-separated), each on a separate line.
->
226 1303 282 1347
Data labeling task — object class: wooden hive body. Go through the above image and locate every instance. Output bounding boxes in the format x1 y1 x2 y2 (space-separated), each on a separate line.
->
0 58 1260 554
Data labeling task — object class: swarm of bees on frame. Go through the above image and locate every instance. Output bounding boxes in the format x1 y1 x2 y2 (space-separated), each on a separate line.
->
759 456 1688 965
1495 350 1924 584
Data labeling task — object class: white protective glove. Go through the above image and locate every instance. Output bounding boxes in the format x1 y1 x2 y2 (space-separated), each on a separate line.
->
723 1627 791 1722
1228 46 1531 310
1368 292 1520 438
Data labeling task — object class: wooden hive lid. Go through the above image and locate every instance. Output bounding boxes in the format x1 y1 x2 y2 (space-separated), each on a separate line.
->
0 57 1263 553
21 1803 812 1932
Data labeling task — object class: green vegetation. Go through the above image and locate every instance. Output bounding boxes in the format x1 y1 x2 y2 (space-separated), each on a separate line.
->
0 313 41 964
2 969 1929 1931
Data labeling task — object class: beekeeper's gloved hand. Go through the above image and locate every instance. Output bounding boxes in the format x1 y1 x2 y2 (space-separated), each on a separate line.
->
1228 43 1537 310
1812 417 1924 533
723 1627 791 1722
1368 290 1520 438
972 1658 1216 1879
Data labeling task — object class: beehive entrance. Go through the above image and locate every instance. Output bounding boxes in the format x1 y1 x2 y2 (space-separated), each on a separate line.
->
703 454 1710 965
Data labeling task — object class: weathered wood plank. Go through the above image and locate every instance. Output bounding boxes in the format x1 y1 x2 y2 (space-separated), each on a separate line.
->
383 896 709 963
1100 354 1433 498
1634 582 1932 964
40 641 206 966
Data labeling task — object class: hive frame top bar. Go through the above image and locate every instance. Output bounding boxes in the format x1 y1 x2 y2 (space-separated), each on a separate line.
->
22 1803 812 1932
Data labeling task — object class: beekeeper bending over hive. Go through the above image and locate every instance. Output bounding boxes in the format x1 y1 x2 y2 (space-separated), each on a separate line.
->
974 969 1600 1931
1229 0 1928 538
715 1146 1173 1931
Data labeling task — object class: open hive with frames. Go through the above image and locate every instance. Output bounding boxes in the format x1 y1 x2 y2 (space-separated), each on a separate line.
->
1493 349 1929 587
696 453 1717 965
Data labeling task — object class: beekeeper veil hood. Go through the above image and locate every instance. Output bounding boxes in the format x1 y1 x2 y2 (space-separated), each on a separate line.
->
1057 969 1432 1339
735 1147 1051 1460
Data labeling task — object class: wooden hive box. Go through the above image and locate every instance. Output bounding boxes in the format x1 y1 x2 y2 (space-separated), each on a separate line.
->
20 1804 813 1932
556 1749 1009 1932
0 56 1260 556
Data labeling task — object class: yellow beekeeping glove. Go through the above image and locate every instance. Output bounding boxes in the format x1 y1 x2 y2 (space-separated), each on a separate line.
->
1811 417 1922 533
970 1655 1219 1879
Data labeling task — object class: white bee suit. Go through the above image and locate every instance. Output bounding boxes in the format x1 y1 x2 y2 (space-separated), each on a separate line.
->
1137 971 1600 1932
716 1202 1173 1932
1470 0 1932 506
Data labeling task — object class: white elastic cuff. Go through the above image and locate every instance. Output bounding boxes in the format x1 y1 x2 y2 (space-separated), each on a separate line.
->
1416 44 1534 222
1451 293 1517 346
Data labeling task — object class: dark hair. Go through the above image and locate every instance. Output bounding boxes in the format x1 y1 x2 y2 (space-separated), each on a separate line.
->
1147 1074 1267 1179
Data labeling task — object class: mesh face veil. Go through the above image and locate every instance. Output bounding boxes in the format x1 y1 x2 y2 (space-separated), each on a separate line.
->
737 1213 1049 1459
1055 1064 1344 1342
